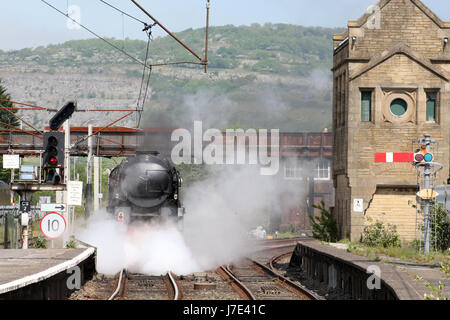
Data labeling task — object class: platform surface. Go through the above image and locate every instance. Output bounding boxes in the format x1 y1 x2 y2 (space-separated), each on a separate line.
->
298 241 449 299
0 248 95 294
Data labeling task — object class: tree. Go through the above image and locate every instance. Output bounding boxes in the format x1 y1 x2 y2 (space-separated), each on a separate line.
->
310 201 338 242
0 79 20 183
0 79 20 128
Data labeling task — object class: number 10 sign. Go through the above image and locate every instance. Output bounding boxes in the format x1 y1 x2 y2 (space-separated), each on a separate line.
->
40 212 67 239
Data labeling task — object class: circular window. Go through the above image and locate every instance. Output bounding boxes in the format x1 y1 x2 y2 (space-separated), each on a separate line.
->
390 98 408 116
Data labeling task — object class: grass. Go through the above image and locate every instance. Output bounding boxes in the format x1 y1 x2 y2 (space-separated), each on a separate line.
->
343 240 450 266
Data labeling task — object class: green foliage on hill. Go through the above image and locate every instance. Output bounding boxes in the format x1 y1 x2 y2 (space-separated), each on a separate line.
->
0 24 342 132
0 24 342 76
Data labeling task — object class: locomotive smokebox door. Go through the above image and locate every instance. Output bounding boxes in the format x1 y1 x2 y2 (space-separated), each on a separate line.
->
115 207 131 224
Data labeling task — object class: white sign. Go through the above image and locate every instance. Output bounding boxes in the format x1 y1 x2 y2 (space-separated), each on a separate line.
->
41 203 67 213
67 181 83 206
3 155 20 169
40 212 66 239
353 198 364 213
39 196 51 204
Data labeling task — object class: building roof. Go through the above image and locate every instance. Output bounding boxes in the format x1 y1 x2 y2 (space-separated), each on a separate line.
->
334 0 450 43
349 43 449 82
350 0 450 29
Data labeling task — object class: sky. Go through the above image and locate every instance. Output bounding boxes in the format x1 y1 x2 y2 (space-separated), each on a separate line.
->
0 0 448 51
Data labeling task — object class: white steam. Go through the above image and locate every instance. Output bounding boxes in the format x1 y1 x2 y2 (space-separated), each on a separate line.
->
75 163 304 276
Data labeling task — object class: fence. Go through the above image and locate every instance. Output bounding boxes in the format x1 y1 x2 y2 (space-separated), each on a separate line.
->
0 206 43 249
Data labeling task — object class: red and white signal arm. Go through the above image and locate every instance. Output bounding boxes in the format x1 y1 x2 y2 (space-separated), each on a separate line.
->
40 212 67 239
375 152 414 163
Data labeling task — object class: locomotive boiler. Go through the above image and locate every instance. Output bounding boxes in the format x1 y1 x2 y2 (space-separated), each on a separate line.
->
107 151 185 226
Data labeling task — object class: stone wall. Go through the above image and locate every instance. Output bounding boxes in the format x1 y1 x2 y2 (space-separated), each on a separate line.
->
332 0 450 242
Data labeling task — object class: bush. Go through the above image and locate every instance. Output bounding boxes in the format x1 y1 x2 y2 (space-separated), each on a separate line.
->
65 240 77 249
432 203 450 251
310 201 338 242
362 221 401 248
34 236 47 249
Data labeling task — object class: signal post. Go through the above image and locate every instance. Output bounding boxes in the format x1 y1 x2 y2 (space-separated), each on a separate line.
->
9 102 76 249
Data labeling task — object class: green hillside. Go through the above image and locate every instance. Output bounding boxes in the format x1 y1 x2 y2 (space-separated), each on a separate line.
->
0 24 343 131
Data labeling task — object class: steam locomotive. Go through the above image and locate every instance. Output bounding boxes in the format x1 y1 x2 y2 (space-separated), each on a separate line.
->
107 151 185 226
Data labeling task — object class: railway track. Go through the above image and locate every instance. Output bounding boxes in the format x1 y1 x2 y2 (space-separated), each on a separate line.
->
108 269 181 300
216 240 320 301
70 237 318 300
218 258 318 300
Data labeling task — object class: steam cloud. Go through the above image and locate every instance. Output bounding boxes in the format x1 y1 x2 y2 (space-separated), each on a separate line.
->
74 70 326 275
75 164 304 276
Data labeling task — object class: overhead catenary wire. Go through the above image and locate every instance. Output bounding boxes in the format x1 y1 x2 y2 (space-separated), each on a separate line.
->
136 25 156 128
130 0 204 63
72 111 134 147
98 0 146 25
38 0 211 130
0 98 141 113
0 98 49 111
0 120 43 139
40 0 151 70
41 0 205 70
0 104 43 134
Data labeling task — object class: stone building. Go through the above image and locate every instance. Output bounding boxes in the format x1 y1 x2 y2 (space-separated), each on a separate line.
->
332 0 450 241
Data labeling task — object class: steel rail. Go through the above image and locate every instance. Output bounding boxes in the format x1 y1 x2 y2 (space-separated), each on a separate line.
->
108 269 126 300
250 258 321 300
218 265 256 300
269 252 292 273
168 271 180 300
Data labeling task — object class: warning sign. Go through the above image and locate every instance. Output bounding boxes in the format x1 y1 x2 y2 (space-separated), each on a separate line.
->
3 155 20 169
67 181 83 206
40 212 66 239
353 199 364 213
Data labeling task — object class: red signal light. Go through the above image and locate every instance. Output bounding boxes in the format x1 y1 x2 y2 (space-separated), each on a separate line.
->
49 157 58 165
414 153 424 162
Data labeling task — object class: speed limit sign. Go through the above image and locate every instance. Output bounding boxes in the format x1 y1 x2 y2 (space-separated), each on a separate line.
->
40 212 67 239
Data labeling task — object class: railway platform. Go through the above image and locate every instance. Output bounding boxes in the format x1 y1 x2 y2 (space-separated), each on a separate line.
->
0 248 96 300
289 240 449 300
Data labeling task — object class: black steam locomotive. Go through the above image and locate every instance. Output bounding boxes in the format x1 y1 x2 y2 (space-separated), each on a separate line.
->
107 151 185 226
